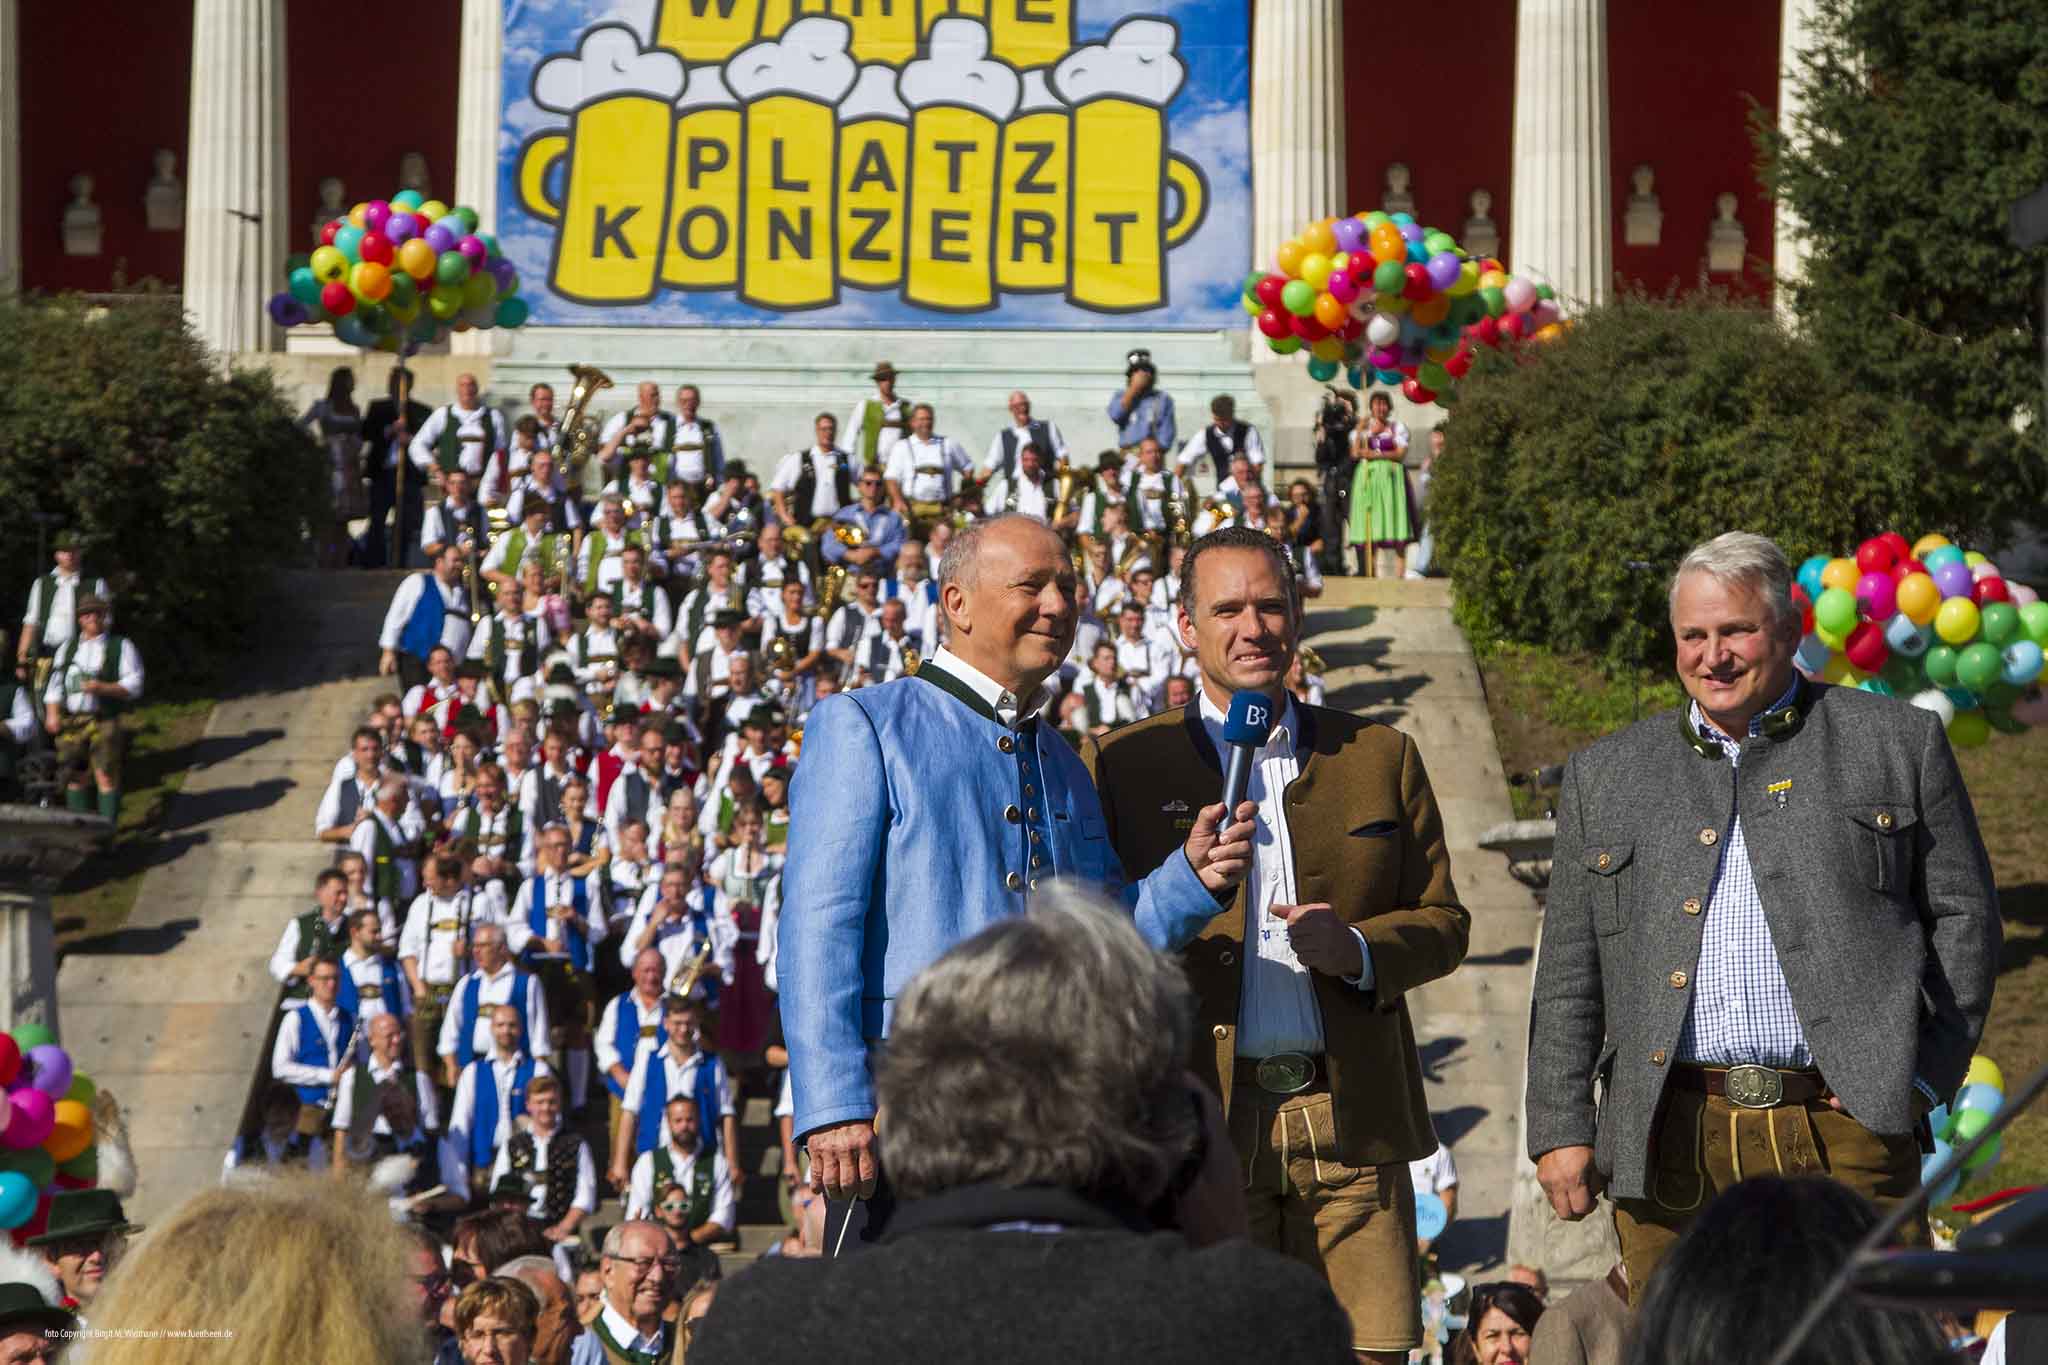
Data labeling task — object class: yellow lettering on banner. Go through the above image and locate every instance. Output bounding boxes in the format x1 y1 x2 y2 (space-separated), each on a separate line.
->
904 105 1000 312
757 0 830 39
743 95 838 309
996 108 1068 292
823 0 917 63
990 0 1071 68
652 0 767 62
838 117 909 289
551 95 676 304
1069 97 1165 312
919 0 988 35
662 108 743 290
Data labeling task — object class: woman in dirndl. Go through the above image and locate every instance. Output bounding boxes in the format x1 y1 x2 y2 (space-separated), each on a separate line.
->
1346 391 1413 576
704 804 781 1056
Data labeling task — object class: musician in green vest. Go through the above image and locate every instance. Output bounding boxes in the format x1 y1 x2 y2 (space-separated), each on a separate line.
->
15 529 110 691
41 595 140 821
484 497 571 598
635 1095 734 1292
406 372 507 494
579 495 651 599
845 360 912 470
598 382 678 474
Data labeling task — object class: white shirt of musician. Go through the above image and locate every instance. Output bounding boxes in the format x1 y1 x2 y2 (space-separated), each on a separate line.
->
330 1055 442 1136
621 1045 736 1129
769 448 849 519
409 404 505 477
43 635 144 714
1127 468 1178 531
271 999 352 1089
438 959 554 1064
884 435 971 503
489 1124 598 1221
445 1050 555 1183
507 871 610 960
349 806 430 909
266 907 352 993
986 471 1052 520
625 1143 736 1225
22 570 107 652
594 987 669 1084
399 888 506 988
669 420 718 483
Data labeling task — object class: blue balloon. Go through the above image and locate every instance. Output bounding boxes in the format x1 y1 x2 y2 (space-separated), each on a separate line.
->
1795 634 1832 675
1305 358 1338 382
1943 686 1981 710
1921 545 1966 572
2002 639 2044 686
1955 1081 2004 1116
1921 1138 1960 1204
1375 369 1403 385
1798 555 1829 603
0 1172 33 1229
1928 1102 1952 1141
1345 365 1366 388
1884 614 1933 657
1406 239 1431 264
1415 1190 1448 1241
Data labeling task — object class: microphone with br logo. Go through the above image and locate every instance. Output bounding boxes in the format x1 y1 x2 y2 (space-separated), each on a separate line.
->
1221 690 1274 814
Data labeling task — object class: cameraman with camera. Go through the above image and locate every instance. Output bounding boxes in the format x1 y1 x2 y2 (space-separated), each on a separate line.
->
1108 349 1177 458
1313 388 1357 574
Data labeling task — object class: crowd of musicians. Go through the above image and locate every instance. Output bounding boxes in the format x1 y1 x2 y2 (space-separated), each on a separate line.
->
209 350 1336 1289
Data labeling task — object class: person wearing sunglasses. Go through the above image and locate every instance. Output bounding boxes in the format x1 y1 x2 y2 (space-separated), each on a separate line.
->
823 470 906 577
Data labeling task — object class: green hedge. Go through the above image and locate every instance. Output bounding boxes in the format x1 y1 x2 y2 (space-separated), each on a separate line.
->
0 295 324 685
1430 293 1961 673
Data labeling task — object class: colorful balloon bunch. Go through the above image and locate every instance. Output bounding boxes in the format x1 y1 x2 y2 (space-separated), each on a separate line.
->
0 1027 102 1242
1240 212 1564 406
1793 534 2045 747
1923 1054 2007 1203
266 191 531 352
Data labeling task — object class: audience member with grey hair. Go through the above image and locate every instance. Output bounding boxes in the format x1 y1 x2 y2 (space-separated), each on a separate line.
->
1666 530 1796 626
692 887 1354 1363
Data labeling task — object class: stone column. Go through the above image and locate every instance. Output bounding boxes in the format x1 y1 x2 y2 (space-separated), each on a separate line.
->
451 0 503 359
1773 0 1820 324
0 0 19 294
1250 0 1345 348
181 0 289 362
0 809 111 1040
1508 0 1610 307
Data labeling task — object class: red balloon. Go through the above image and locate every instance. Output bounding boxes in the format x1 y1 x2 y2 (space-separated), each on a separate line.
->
1288 313 1328 342
1401 263 1433 301
358 232 393 266
1844 621 1889 674
1254 275 1285 309
320 281 357 316
1879 532 1912 564
1256 308 1289 339
0 1039 18 1090
1499 312 1529 340
1975 577 2010 605
1855 537 1896 575
1475 316 1502 348
1789 583 1812 612
1401 378 1437 405
1444 349 1473 379
1802 605 1815 635
1900 558 1926 577
319 220 341 247
1338 317 1365 341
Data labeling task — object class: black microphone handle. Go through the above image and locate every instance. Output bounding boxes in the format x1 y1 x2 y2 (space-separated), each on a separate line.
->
1221 743 1256 814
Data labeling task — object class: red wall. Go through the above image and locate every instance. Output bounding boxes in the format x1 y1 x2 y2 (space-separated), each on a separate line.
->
287 1 462 255
18 5 193 291
1608 0 1780 299
1341 0 1519 260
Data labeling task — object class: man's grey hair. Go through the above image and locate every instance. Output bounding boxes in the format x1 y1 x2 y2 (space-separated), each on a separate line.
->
494 1254 561 1282
1669 532 1797 627
471 921 507 946
877 883 1199 1206
935 512 1057 596
600 1219 668 1257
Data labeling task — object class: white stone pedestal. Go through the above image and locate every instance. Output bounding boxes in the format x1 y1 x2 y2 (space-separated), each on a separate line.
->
0 808 111 1040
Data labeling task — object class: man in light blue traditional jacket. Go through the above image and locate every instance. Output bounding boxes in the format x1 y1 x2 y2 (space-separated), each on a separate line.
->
783 513 1256 1246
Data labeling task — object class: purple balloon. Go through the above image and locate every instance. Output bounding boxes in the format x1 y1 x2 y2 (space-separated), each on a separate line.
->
1426 251 1462 291
1934 562 1976 599
1367 345 1400 370
266 292 295 327
488 258 517 290
1400 222 1427 243
25 1047 68 1099
1332 217 1367 253
422 223 458 254
385 212 418 244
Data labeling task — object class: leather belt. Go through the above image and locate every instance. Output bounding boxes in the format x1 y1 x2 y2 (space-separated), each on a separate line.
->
1670 1063 1828 1109
1234 1053 1328 1096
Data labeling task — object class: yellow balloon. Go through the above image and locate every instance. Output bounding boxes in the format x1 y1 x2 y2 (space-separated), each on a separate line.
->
1329 251 1350 273
1533 323 1566 342
1895 572 1940 627
1819 557 1860 592
1965 1055 2006 1091
1274 239 1306 276
1309 336 1345 362
1303 218 1338 256
1912 533 1952 559
1423 343 1455 364
1375 292 1408 314
1815 621 1846 650
1963 550 1988 567
417 199 449 224
1300 253 1333 290
1449 261 1481 297
1934 596 1981 645
1479 270 1510 291
1820 652 1854 683
347 201 369 229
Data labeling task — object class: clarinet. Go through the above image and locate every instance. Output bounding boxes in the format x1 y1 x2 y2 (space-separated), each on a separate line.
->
323 1016 363 1113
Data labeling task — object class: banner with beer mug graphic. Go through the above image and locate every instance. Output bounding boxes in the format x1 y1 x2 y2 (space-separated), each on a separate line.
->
497 2 1251 329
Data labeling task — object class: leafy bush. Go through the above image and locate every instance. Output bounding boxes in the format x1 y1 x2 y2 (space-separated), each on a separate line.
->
1430 292 1940 673
0 296 323 685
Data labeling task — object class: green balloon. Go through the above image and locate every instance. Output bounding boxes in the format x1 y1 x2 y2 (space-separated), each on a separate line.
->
1424 232 1457 255
0 1148 52 1190
1361 211 1390 231
1951 1106 1993 1142
56 1147 95 1183
1240 293 1262 316
1983 681 2020 711
1267 335 1302 354
9 1025 53 1052
1979 601 2020 646
1956 642 2003 692
1881 655 1921 692
1922 644 1960 688
2021 600 2048 647
1479 286 1507 317
62 1074 94 1108
1280 279 1317 317
1813 586 1858 636
1242 270 1266 298
1536 283 1557 301
449 206 480 236
435 250 472 287
1372 260 1406 294
460 274 497 310
1419 361 1452 391
1987 706 2028 735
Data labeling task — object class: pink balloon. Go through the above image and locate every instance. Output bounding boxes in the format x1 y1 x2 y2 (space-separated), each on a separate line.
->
1503 277 1538 314
1326 270 1359 305
2 1090 52 1151
1855 571 1897 623
2011 582 2041 607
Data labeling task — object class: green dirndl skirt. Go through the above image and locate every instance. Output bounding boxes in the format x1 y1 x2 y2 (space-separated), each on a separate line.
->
1348 459 1411 546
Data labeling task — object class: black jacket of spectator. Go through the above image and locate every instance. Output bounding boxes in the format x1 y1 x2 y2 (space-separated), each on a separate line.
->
689 1182 1354 1364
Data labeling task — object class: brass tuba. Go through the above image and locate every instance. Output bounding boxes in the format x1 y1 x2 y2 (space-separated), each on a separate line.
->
814 563 849 620
766 633 797 674
1050 458 1092 525
559 364 613 488
832 522 867 548
900 643 922 677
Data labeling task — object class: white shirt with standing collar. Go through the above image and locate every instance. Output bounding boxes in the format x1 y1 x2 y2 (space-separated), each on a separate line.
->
488 1123 598 1220
926 647 1054 728
1195 690 1373 1057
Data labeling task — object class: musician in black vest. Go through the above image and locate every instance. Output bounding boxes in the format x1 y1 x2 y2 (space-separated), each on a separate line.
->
488 1074 597 1262
420 466 491 564
363 366 433 569
1174 394 1266 494
981 390 1068 485
769 415 855 571
316 727 386 843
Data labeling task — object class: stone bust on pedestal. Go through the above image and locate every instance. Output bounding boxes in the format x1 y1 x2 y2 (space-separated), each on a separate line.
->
1707 191 1746 272
144 150 184 232
1382 162 1415 216
398 152 431 199
1624 164 1662 247
62 175 102 257
311 177 345 245
1463 189 1499 259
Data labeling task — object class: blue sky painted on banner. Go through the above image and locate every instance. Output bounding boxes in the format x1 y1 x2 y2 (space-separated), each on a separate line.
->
496 0 1252 329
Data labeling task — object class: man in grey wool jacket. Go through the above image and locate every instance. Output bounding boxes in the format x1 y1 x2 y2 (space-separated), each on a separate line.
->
1525 530 2000 1301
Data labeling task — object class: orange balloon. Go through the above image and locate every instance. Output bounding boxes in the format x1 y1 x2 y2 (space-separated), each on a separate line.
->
1895 572 1940 627
1410 293 1450 326
1533 323 1566 342
1313 292 1348 330
1819 557 1860 592
1370 223 1407 265
43 1100 91 1164
1274 239 1306 276
1303 219 1338 256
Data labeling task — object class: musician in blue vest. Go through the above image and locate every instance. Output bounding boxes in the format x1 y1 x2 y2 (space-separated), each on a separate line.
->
269 957 357 1159
445 1004 553 1202
607 996 737 1194
437 922 551 1090
338 908 411 1026
782 513 1256 1238
595 948 670 1155
378 543 473 693
508 824 606 1114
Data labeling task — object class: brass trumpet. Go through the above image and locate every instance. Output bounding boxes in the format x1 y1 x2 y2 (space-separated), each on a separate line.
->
901 644 922 677
766 634 797 674
671 940 712 998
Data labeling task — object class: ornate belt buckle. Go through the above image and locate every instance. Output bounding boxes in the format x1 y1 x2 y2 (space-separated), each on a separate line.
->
1255 1052 1316 1095
1724 1064 1783 1109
